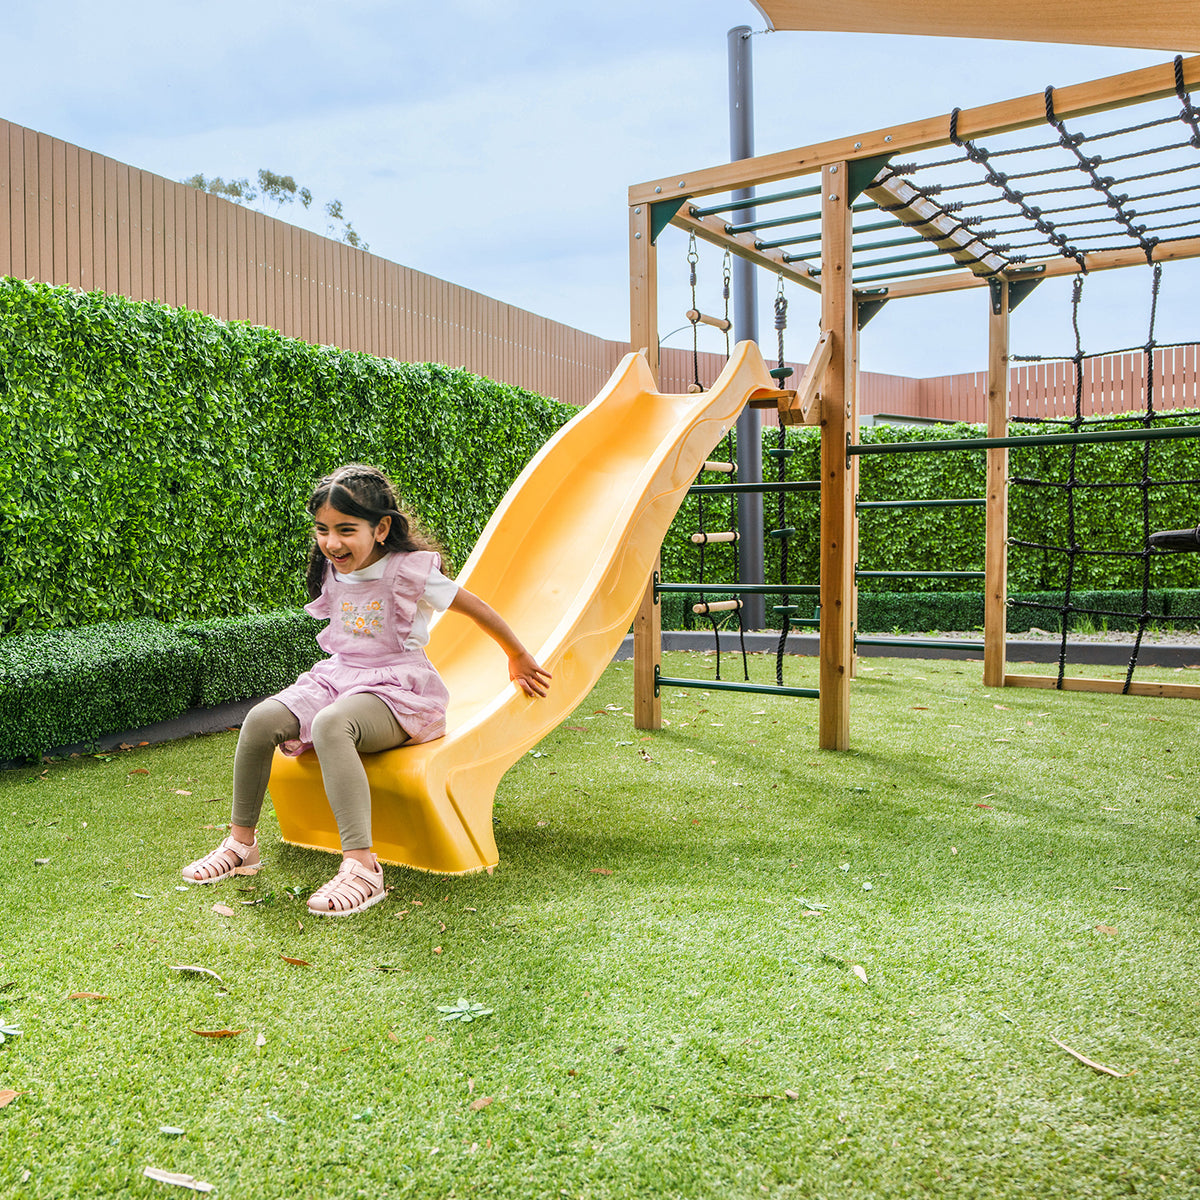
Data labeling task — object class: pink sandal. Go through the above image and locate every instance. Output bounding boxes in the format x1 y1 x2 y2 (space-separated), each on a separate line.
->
307 858 387 916
182 835 261 884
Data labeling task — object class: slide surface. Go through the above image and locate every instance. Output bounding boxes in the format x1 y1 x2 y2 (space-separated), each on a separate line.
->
268 341 779 872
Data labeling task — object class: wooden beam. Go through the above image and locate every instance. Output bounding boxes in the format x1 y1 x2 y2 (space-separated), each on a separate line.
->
669 205 821 293
1004 674 1200 700
629 55 1200 204
751 0 1200 55
983 281 1008 689
781 330 832 426
818 163 855 751
630 202 662 732
863 176 1009 275
868 235 1200 300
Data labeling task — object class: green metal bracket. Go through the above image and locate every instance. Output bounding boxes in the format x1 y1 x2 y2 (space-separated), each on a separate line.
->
847 154 894 203
650 198 689 245
652 570 661 604
857 296 888 330
1008 274 1044 311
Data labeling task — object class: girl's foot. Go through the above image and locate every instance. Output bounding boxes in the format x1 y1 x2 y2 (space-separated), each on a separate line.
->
182 835 260 884
307 858 386 916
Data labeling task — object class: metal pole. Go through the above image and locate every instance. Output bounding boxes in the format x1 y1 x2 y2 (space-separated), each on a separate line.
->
728 24 764 629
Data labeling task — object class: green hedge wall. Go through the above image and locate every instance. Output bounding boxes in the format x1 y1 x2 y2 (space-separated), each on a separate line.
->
660 418 1200 605
0 278 572 637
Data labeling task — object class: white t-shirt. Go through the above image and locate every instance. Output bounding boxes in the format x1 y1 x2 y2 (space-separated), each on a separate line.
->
334 557 459 649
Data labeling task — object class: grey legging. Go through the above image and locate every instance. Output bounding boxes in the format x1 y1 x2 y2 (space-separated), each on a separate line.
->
232 694 407 851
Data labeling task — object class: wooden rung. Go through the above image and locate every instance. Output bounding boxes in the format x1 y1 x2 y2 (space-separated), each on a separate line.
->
702 460 735 474
686 308 732 332
692 599 743 615
690 531 738 544
1003 674 1200 700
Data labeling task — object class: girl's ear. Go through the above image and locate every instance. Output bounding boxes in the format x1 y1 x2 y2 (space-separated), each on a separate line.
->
375 514 392 544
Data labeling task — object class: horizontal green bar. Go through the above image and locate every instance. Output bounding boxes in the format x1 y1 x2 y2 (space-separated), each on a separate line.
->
690 480 820 495
690 183 822 219
757 216 901 252
851 261 971 283
657 674 819 700
657 582 820 596
849 422 1200 456
855 637 985 652
730 199 875 236
856 570 984 579
857 497 987 510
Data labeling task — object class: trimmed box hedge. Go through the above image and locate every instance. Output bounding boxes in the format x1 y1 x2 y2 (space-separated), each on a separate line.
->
0 620 202 761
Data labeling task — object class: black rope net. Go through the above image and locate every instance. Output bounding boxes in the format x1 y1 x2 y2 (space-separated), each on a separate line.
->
872 59 1200 692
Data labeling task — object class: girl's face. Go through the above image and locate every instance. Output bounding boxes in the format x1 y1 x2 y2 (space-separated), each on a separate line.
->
313 503 391 574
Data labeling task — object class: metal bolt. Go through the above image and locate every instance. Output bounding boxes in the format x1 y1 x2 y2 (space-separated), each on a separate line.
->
885 135 893 143
679 180 686 187
655 186 662 193
634 207 642 214
634 231 642 239
854 142 862 150
830 165 838 173
829 194 839 201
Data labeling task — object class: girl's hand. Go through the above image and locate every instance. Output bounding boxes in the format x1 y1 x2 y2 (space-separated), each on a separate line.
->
509 652 552 698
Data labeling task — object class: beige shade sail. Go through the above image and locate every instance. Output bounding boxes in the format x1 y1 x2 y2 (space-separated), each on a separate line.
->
748 1 1200 53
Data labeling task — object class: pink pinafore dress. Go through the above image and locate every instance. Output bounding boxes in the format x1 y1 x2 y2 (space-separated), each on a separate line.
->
274 551 451 754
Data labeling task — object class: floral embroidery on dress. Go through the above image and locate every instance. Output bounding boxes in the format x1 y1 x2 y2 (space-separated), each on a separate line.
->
340 598 385 638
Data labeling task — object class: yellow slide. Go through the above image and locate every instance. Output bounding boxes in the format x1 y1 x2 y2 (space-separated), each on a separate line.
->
268 341 779 873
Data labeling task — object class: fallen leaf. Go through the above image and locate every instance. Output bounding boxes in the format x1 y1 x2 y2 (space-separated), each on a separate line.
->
175 790 192 796
231 864 260 876
255 1032 266 1047
784 1089 800 1101
976 804 993 810
190 1029 244 1039
993 704 1010 710
469 1096 493 1111
129 768 149 776
851 964 869 985
432 947 443 955
142 1166 214 1192
981 793 996 800
911 706 929 711
590 868 613 876
1095 924 1118 937
387 1032 399 1043
169 964 224 984
280 956 310 967
68 992 110 1000
33 858 50 867
0 1090 21 1108
158 1126 186 1136
1050 1035 1130 1078
211 904 235 918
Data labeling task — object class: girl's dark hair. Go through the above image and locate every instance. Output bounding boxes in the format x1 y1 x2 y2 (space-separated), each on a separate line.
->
305 463 445 599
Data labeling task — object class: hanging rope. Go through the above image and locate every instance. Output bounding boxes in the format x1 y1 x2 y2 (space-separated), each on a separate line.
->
687 234 702 393
772 277 793 687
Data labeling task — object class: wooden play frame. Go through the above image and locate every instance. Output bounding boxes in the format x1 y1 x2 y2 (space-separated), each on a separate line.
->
629 54 1200 747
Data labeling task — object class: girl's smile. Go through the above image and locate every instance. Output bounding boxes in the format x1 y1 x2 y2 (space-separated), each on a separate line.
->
312 503 392 575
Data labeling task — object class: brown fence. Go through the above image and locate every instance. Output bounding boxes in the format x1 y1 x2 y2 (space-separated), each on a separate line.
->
0 118 627 407
3 115 1197 420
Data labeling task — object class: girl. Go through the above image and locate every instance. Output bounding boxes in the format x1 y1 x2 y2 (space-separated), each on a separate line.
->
182 463 551 914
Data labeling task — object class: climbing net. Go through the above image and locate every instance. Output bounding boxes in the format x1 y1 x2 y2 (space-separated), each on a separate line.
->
861 58 1200 692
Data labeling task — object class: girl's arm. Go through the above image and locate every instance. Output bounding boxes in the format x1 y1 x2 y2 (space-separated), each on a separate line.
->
448 588 552 698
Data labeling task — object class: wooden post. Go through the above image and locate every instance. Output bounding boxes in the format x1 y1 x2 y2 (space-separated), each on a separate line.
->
849 302 860 681
818 163 854 751
984 280 1009 687
630 201 662 730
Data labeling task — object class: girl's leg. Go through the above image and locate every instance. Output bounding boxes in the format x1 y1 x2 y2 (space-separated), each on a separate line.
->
230 698 301 834
308 692 408 857
182 699 299 882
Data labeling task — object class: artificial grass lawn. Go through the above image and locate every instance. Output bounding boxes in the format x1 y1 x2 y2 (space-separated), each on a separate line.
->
2 650 1198 1199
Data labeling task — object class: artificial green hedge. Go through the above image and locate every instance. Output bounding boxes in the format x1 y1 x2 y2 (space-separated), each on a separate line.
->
0 278 572 636
0 609 328 762
0 620 202 760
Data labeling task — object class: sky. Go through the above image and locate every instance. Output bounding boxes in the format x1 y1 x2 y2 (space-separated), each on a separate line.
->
2 1 1193 379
